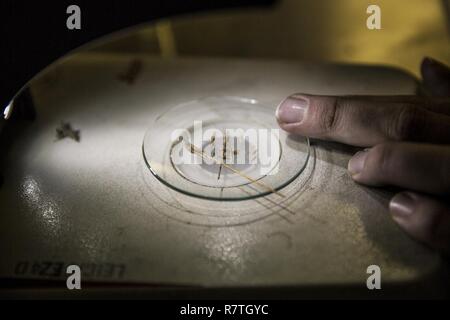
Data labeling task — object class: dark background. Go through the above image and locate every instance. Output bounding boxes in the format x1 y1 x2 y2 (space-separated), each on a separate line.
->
0 0 274 114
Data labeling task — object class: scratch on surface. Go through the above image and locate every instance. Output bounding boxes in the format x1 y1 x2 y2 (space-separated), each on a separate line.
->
267 232 293 249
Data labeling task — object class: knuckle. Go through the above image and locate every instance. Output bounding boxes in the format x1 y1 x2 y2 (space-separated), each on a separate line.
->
320 97 343 135
367 144 394 178
389 105 423 141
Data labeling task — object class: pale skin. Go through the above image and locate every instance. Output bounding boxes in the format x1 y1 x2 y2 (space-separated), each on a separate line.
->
276 57 450 254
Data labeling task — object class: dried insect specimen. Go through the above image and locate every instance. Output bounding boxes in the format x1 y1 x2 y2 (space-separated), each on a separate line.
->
188 142 284 197
56 122 80 142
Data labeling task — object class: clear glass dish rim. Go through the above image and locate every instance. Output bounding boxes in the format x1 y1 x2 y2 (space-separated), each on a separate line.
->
142 96 311 202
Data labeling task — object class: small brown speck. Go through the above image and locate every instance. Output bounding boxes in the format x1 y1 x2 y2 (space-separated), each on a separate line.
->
118 59 143 85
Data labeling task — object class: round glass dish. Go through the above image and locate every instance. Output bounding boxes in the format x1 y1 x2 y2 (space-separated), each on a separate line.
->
143 96 310 201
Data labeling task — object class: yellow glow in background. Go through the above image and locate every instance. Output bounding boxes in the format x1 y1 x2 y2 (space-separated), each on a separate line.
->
97 0 449 76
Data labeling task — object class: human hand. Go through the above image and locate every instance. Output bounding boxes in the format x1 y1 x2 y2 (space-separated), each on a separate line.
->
276 57 450 253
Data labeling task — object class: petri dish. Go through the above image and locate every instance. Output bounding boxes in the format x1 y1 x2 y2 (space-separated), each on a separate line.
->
143 96 310 201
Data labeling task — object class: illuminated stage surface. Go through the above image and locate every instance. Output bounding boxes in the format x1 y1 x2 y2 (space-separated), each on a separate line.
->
0 53 447 297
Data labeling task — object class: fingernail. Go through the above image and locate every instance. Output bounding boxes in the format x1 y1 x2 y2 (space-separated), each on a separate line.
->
348 150 368 177
276 95 309 124
390 193 415 218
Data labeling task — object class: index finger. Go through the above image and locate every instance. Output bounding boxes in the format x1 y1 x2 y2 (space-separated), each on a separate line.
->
276 94 450 147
